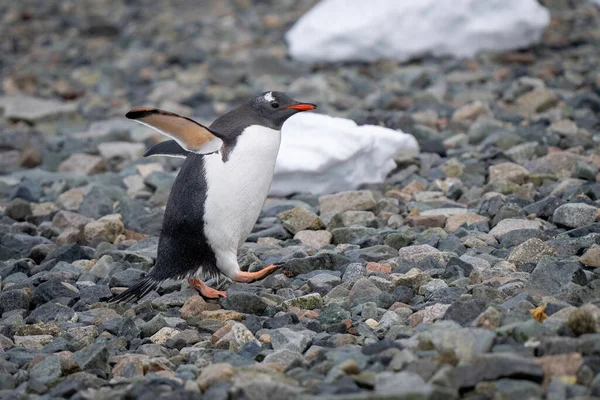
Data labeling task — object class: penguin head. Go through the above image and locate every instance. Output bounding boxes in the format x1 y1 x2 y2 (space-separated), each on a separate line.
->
250 91 317 130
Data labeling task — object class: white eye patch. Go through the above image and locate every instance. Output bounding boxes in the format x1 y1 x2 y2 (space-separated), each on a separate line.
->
263 92 275 102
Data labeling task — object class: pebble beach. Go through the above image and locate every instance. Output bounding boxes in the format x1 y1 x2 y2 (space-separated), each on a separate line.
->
1 0 600 399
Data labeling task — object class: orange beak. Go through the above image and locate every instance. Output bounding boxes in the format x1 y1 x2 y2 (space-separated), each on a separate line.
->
285 103 317 111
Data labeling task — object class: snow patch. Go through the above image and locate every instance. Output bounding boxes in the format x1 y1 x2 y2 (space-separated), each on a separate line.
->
286 0 550 64
271 113 419 196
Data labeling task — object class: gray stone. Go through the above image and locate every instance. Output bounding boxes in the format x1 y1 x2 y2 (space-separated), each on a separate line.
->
0 95 77 122
283 251 350 276
5 198 32 221
270 328 315 353
277 207 325 234
454 354 544 390
261 200 314 218
26 303 75 324
1 233 53 259
331 226 378 245
553 203 597 228
442 299 488 326
328 211 377 229
282 293 323 310
58 153 105 175
374 310 402 336
494 379 543 399
222 291 267 315
98 141 145 160
345 245 398 262
489 218 543 239
137 313 167 337
33 279 80 305
349 278 382 304
526 259 586 296
78 185 116 219
144 170 176 191
318 303 351 324
376 371 434 397
293 230 332 248
319 190 377 214
109 268 146 287
30 355 62 382
73 342 109 373
307 273 342 292
262 349 304 369
342 263 367 282
0 289 31 314
507 238 555 267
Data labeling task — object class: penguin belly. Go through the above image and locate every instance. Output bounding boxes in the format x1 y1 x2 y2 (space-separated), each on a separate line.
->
203 125 282 278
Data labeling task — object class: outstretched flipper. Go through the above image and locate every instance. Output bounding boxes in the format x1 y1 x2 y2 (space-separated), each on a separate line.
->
126 108 224 155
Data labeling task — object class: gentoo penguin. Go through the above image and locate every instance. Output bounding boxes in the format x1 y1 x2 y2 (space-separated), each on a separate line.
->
111 92 316 303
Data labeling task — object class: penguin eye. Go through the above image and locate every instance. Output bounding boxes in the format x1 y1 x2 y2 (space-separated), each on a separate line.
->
271 103 279 109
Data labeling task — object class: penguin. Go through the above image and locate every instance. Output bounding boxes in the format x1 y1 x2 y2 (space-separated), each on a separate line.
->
110 91 317 303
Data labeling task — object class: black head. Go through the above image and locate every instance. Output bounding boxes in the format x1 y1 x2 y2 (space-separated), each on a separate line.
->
248 91 317 130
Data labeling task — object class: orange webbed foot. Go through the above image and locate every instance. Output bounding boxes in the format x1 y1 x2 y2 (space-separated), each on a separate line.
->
188 278 227 299
233 264 281 283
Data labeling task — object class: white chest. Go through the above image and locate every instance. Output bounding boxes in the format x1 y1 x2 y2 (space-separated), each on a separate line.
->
203 125 281 252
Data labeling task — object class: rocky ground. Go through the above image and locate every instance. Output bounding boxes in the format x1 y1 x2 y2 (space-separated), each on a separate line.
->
1 0 600 399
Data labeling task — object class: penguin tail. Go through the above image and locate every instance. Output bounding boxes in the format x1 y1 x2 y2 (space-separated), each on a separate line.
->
108 275 162 304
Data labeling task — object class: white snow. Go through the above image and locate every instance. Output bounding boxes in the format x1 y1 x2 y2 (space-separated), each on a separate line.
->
286 0 550 64
271 113 419 196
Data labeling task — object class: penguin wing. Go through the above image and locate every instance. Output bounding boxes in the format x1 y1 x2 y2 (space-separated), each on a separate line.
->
126 108 223 154
144 139 189 158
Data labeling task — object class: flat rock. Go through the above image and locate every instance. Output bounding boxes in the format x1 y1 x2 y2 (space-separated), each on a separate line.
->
507 238 556 267
489 218 543 239
525 151 581 179
214 322 260 352
579 244 600 267
318 190 377 214
150 327 181 345
58 153 105 175
0 95 77 122
98 141 145 160
13 335 54 349
282 293 323 310
454 354 543 390
445 213 489 232
83 214 125 243
516 89 558 115
408 303 451 327
277 207 325 234
222 291 268 315
489 162 529 184
293 230 332 248
375 371 433 397
52 211 93 231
